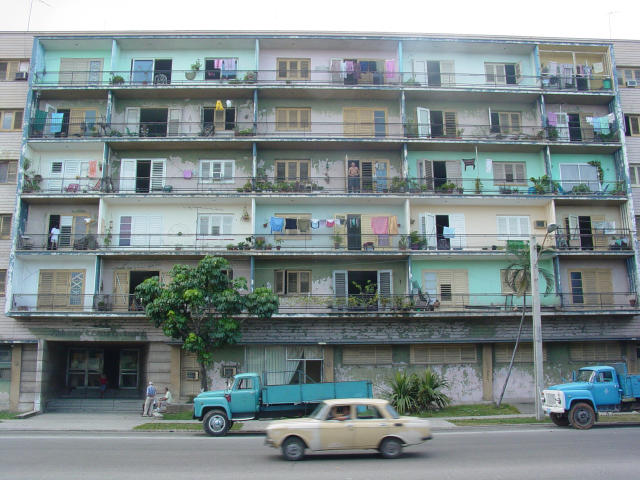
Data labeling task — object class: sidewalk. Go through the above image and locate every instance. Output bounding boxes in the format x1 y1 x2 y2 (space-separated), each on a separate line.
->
0 404 538 433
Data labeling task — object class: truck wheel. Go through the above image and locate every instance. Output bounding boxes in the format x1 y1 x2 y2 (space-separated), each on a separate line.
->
550 413 570 427
282 437 305 461
569 402 595 430
379 437 403 459
203 410 230 436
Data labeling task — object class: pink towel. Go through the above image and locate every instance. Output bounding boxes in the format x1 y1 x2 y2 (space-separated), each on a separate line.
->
88 160 98 178
371 216 389 234
385 60 395 80
326 219 335 228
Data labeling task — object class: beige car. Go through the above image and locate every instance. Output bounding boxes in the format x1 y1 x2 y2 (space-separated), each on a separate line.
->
265 398 432 461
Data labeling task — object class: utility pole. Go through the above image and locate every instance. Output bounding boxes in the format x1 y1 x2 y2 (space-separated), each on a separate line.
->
530 234 544 420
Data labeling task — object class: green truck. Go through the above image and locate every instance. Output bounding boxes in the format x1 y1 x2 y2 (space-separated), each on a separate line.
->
193 372 373 436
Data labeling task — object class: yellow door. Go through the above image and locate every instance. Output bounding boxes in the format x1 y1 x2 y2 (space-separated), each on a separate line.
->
318 406 355 449
352 404 391 448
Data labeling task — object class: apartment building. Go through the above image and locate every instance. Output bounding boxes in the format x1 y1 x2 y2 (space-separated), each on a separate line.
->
2 32 640 412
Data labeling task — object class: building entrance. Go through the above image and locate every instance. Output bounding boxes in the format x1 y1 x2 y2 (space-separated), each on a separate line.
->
66 346 141 393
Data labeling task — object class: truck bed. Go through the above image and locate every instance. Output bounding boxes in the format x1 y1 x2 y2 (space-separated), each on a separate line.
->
621 374 640 398
261 380 373 406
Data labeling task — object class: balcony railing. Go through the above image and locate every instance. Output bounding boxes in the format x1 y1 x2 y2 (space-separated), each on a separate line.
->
10 291 636 315
15 232 633 253
27 119 620 144
31 68 613 93
21 175 627 197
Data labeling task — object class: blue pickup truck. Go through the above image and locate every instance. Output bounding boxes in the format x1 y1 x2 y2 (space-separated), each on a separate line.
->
542 363 640 429
193 372 373 436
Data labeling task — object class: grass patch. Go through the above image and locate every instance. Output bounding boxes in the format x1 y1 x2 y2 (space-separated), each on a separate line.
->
417 403 520 418
452 417 551 426
597 414 640 423
0 411 18 420
161 411 194 421
133 421 243 432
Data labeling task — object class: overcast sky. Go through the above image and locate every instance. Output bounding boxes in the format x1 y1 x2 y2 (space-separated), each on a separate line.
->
2 0 640 41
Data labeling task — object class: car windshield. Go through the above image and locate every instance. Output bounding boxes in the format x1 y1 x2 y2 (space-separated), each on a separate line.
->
576 369 595 383
385 404 400 419
309 402 327 419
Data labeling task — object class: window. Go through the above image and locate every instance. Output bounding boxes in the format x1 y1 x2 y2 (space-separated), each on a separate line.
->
568 270 613 305
200 160 234 183
619 68 640 86
355 404 383 419
493 162 527 185
0 161 17 183
277 58 310 80
496 215 530 241
0 110 23 131
0 345 10 382
342 346 392 365
495 343 548 363
343 107 387 136
275 108 311 131
559 163 600 192
0 269 5 295
500 269 531 294
197 214 233 236
625 115 640 136
236 377 254 390
410 344 477 364
422 270 468 306
274 270 311 295
275 160 310 182
485 62 521 85
630 165 640 186
0 60 21 81
428 110 457 137
569 342 622 362
37 269 86 309
490 111 521 134
59 58 102 84
274 213 311 236
0 214 11 239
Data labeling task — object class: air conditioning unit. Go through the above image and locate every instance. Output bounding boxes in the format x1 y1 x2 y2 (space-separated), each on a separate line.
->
534 220 547 229
185 370 200 380
14 72 28 81
627 80 638 87
221 365 237 378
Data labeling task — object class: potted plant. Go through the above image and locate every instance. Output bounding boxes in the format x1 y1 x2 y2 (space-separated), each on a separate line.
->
398 235 408 250
474 178 483 194
438 182 456 193
409 230 423 250
612 181 626 195
186 59 201 80
275 238 283 250
571 183 591 195
226 243 234 251
547 126 559 141
110 74 125 85
332 233 344 249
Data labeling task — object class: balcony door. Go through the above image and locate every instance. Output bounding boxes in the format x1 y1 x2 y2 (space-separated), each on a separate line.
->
119 159 166 193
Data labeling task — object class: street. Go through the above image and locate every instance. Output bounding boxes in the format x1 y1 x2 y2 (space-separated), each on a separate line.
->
1 425 638 479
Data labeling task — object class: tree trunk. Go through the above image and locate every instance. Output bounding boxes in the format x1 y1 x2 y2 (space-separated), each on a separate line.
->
199 361 209 392
497 295 526 407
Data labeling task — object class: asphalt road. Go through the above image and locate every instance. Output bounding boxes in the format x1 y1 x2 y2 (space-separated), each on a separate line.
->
1 425 638 479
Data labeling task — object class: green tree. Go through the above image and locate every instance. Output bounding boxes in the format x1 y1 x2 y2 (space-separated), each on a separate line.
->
135 256 279 391
497 242 554 407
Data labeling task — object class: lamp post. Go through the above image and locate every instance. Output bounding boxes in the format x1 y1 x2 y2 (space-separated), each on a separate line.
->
530 223 558 420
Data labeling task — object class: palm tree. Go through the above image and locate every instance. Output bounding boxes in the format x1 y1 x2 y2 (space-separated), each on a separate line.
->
496 241 554 407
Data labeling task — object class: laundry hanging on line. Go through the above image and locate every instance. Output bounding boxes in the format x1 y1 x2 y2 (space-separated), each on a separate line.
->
269 216 284 232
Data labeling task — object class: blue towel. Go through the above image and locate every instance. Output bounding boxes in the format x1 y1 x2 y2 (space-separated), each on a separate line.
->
270 216 284 232
50 113 64 133
443 226 455 239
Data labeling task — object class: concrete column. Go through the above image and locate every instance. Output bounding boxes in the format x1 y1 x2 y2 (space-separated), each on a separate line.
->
9 344 22 411
170 345 181 400
482 344 493 401
34 339 45 412
323 346 334 382
626 343 638 373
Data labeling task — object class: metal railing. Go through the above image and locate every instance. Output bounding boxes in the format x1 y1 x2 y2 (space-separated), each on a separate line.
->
15 231 634 253
11 291 636 314
21 175 627 197
27 119 620 144
31 68 614 93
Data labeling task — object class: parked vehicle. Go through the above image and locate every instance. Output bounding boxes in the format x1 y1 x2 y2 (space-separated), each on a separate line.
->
542 363 640 429
265 398 432 460
193 372 373 436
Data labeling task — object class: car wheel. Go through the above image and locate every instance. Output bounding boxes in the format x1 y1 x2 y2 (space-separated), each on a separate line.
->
569 402 595 430
282 437 305 461
550 412 570 427
379 437 403 459
203 410 230 436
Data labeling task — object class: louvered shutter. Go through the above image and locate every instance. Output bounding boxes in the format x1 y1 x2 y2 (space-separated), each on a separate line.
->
131 216 148 247
333 270 347 305
444 112 457 137
64 160 80 190
343 346 392 365
343 108 358 136
149 216 162 246
150 160 165 191
361 214 377 248
452 270 469 306
441 61 455 85
493 162 506 184
568 215 580 246
200 160 212 182
300 60 310 79
60 58 88 84
48 161 64 192
0 216 10 238
222 161 233 180
496 215 508 239
68 109 86 136
287 161 297 180
331 59 342 83
420 213 436 249
288 110 298 130
514 163 526 184
274 270 285 294
596 270 613 306
113 270 130 310
438 271 454 304
498 113 510 134
299 109 310 130
276 161 286 181
59 216 73 248
518 217 530 240
446 160 462 187
581 270 598 305
485 63 495 83
450 214 466 249
589 215 608 249
299 271 310 294
377 270 393 297
417 107 431 137
334 215 347 236
276 109 287 131
168 108 181 136
299 161 309 181
420 160 434 190
119 159 137 192
6 161 17 183
277 60 288 79
287 271 299 294
37 271 55 309
510 113 521 132
214 108 225 131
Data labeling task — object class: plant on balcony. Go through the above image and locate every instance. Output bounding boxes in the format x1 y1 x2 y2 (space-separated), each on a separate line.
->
437 182 457 193
398 235 408 250
409 230 426 250
347 281 379 311
332 233 344 249
499 186 519 194
389 177 409 193
571 183 591 194
235 128 254 136
612 181 626 195
529 175 559 194
587 160 604 183
547 126 559 141
474 178 483 194
135 256 279 391
243 71 257 83
109 74 125 85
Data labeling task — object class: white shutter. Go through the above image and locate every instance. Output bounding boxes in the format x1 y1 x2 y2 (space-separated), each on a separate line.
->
441 61 455 85
149 216 162 246
119 159 137 192
446 160 462 187
420 213 436 249
48 161 64 192
497 216 508 239
333 270 347 304
556 113 570 141
59 216 73 248
150 160 165 191
450 214 466 249
168 108 181 136
518 217 530 240
222 215 233 234
568 215 579 244
417 107 431 137
198 215 209 236
222 161 234 181
132 216 148 246
377 270 393 297
64 160 80 190
125 107 140 136
200 160 212 182
413 60 427 84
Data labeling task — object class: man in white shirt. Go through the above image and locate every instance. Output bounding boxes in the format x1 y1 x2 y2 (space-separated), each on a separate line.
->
156 387 173 413
50 226 60 250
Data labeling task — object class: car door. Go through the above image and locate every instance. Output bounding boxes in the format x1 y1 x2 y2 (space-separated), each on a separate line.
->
352 403 392 448
592 370 620 407
230 377 259 418
318 405 355 450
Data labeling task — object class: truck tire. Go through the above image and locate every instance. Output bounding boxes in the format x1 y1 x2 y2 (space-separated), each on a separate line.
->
569 402 595 430
282 436 305 461
379 437 403 459
550 412 570 427
203 409 230 436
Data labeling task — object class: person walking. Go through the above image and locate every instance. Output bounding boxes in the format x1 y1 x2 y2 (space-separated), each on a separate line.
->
143 381 156 417
98 373 108 399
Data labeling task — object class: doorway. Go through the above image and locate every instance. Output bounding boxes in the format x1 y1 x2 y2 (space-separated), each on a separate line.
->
129 271 159 310
427 60 441 86
568 114 582 141
153 59 172 84
139 108 168 137
578 216 593 250
135 161 151 193
347 271 377 296
436 215 451 250
347 214 362 250
433 161 447 189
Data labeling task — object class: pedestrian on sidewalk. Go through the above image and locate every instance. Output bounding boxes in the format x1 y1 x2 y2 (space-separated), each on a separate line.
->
156 387 173 413
143 381 156 417
99 373 108 398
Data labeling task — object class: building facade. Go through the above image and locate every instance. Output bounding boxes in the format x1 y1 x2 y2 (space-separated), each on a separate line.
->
2 32 640 411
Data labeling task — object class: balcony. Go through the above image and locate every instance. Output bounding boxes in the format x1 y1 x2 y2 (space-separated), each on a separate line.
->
10 291 637 316
31 68 613 94
555 229 633 252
